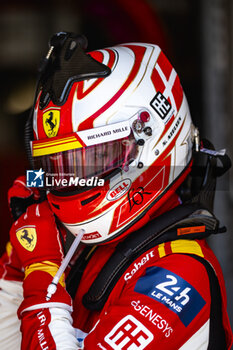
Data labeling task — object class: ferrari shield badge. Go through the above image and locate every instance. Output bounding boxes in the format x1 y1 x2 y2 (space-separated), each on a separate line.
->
16 227 37 252
43 109 60 137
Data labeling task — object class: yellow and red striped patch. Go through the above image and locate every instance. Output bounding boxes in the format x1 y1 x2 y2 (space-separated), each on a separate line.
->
32 133 84 157
157 239 204 258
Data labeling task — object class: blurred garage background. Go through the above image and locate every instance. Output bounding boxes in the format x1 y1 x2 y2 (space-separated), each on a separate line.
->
0 0 232 336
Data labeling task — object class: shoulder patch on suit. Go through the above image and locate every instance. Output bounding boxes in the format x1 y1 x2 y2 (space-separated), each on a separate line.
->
134 266 206 326
16 226 37 252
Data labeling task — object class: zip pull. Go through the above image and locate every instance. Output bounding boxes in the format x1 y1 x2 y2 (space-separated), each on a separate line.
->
46 229 85 301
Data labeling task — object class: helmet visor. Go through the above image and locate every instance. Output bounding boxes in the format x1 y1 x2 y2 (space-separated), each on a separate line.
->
32 131 138 187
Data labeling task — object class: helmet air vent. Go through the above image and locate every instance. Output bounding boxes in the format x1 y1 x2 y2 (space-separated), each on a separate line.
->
39 32 111 109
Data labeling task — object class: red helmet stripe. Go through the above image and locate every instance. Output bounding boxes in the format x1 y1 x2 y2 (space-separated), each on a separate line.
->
78 45 146 130
151 67 165 92
151 51 184 114
172 75 183 111
157 51 173 81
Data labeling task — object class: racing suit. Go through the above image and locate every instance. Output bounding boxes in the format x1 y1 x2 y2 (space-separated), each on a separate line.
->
0 197 232 349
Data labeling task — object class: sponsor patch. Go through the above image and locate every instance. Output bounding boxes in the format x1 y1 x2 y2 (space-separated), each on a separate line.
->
131 300 173 338
177 226 206 236
124 250 154 281
78 121 130 146
43 109 60 137
107 179 131 201
134 267 206 326
16 226 37 252
104 315 153 349
150 92 172 120
82 232 101 241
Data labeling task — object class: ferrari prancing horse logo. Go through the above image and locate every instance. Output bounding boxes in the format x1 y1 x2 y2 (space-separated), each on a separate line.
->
43 109 60 137
16 227 37 252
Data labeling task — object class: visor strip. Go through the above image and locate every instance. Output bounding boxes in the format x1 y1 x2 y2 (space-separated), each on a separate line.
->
32 134 83 157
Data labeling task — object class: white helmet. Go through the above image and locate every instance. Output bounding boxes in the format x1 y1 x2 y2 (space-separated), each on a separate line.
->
30 33 195 244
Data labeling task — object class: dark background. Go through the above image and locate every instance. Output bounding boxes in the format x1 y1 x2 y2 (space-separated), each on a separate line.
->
0 0 232 337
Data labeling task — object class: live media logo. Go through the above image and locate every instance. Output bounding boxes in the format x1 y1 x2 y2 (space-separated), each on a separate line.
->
26 169 45 187
26 169 104 188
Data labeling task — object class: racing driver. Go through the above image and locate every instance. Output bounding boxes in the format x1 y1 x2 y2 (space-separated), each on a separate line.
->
0 32 232 349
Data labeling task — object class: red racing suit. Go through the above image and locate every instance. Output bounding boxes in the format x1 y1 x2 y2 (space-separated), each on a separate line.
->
0 199 232 349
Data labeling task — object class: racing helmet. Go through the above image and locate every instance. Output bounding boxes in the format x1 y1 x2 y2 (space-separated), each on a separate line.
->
29 33 195 244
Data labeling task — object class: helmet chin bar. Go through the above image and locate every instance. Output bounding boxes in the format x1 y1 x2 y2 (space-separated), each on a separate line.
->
60 160 194 245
